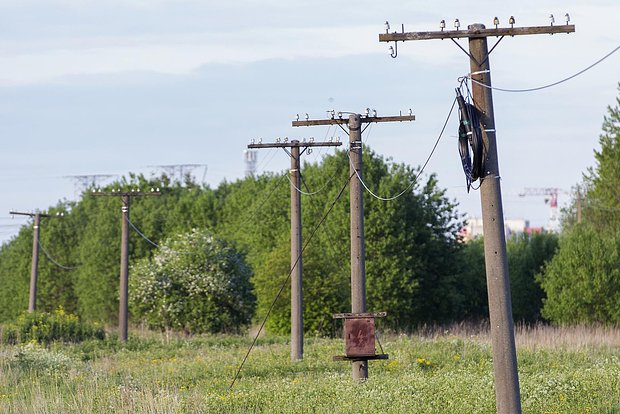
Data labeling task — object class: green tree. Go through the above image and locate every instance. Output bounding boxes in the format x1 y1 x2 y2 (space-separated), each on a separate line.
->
539 86 620 325
538 224 620 324
0 227 33 321
456 237 488 321
564 84 620 230
129 228 255 334
247 147 465 334
507 232 559 322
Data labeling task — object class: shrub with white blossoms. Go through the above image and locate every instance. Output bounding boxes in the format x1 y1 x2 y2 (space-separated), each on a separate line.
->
129 228 255 334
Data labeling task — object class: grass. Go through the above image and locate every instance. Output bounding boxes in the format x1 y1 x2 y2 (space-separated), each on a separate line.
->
0 324 619 413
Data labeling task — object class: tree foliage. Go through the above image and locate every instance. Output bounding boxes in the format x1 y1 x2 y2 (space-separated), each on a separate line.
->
507 232 559 322
457 232 559 323
539 224 620 324
0 140 564 333
245 148 465 333
563 84 620 230
540 86 620 325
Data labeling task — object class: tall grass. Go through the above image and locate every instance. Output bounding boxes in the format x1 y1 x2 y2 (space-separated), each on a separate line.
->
0 324 618 413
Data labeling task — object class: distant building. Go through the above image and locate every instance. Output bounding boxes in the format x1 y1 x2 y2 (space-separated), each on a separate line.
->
460 217 537 242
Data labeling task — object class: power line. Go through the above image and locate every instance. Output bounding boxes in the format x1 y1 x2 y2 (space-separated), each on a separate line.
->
230 172 354 390
350 97 458 202
238 173 289 227
287 159 341 196
468 44 620 93
126 217 194 255
37 240 80 270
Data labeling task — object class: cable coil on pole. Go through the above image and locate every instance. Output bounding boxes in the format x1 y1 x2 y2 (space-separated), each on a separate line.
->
456 87 484 192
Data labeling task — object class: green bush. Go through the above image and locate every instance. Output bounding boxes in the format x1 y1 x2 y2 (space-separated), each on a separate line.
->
129 228 255 334
2 307 105 345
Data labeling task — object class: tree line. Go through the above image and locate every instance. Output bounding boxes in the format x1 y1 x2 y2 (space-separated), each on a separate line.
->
0 85 618 333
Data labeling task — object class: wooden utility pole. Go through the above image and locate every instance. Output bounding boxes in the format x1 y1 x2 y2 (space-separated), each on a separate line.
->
293 110 415 379
9 210 62 312
248 138 342 361
380 18 574 413
92 189 160 341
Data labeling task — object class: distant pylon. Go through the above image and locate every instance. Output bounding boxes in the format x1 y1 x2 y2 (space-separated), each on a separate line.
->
244 150 258 177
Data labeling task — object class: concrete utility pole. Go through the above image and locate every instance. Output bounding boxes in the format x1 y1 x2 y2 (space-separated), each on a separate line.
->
92 189 161 341
9 211 62 312
293 110 415 379
380 18 574 413
248 138 342 361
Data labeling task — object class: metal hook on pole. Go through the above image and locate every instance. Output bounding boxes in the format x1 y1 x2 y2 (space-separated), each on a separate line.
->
389 41 398 58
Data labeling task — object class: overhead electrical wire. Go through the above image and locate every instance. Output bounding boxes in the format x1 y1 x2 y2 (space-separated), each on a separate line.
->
126 217 194 255
38 240 80 270
286 171 338 196
467 44 620 93
349 97 458 202
287 149 342 197
229 171 355 390
237 173 289 228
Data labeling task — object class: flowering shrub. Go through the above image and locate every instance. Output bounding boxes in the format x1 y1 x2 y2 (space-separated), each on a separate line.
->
2 307 105 344
129 228 255 334
12 341 75 375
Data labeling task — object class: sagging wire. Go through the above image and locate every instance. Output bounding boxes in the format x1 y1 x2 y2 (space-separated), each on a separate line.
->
467 44 620 93
38 240 81 270
286 173 321 195
238 173 289 228
347 97 459 202
299 173 342 260
287 148 343 197
229 171 355 390
126 217 193 255
288 168 341 196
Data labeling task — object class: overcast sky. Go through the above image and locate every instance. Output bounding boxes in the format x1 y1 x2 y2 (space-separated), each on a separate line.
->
1 0 619 243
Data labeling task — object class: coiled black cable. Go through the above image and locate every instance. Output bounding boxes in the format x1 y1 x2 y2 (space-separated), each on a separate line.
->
456 88 484 191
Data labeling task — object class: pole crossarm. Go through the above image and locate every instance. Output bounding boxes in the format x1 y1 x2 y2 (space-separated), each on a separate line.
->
10 211 55 219
379 24 575 42
91 191 161 197
248 141 343 149
293 114 414 128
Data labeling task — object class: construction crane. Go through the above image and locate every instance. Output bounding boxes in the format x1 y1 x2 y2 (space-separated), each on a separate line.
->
518 187 567 232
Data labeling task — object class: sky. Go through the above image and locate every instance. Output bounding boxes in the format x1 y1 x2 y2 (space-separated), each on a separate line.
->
1 0 619 244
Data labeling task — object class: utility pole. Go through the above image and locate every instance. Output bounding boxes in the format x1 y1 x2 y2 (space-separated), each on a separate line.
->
248 138 342 361
293 110 415 379
92 188 161 341
380 17 574 413
9 210 62 312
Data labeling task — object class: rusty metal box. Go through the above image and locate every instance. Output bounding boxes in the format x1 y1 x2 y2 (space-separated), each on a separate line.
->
344 317 376 357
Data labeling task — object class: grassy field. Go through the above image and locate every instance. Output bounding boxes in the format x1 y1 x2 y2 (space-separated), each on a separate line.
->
1 324 619 413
